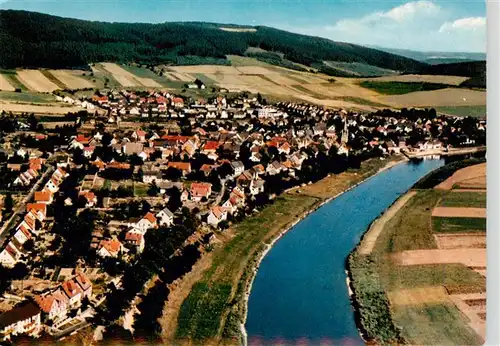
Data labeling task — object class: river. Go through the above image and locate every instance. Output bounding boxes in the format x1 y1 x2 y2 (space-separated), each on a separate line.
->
245 159 445 345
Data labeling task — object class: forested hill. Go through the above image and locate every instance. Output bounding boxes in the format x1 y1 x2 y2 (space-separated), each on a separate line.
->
0 10 427 72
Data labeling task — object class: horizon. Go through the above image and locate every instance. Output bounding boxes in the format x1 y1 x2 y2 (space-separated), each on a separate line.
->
0 0 486 53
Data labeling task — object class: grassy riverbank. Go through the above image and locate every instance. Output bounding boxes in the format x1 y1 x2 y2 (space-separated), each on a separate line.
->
349 161 486 345
169 156 404 344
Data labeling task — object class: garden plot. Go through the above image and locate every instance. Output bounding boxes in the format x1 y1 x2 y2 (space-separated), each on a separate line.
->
434 233 486 249
393 248 486 267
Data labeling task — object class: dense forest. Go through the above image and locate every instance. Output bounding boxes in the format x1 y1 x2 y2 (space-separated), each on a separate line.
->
0 10 428 71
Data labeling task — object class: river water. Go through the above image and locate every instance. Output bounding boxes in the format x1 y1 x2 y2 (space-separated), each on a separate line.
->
245 159 445 345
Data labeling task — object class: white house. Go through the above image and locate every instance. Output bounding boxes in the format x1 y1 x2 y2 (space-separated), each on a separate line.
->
207 206 227 226
0 247 18 268
97 239 122 258
34 291 68 322
128 212 158 234
156 207 174 227
0 302 41 340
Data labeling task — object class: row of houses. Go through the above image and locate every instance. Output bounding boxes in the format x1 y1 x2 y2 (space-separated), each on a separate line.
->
0 272 92 340
0 167 69 268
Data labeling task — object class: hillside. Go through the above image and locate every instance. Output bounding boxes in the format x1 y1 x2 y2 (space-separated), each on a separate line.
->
0 10 427 72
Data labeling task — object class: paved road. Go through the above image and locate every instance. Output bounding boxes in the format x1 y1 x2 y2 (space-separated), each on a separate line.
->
0 165 54 243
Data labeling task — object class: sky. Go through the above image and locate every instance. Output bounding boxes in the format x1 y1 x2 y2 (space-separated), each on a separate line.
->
0 0 487 52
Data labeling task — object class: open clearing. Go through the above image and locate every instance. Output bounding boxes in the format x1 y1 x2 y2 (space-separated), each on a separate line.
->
393 248 486 267
0 74 15 91
434 233 486 249
16 70 60 92
49 70 94 89
435 163 486 190
432 207 486 218
433 105 487 118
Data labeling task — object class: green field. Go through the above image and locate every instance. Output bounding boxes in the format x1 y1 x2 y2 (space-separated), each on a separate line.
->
176 194 320 341
373 190 441 254
439 191 486 208
0 91 57 103
433 105 486 118
432 217 486 233
359 81 450 95
393 304 483 345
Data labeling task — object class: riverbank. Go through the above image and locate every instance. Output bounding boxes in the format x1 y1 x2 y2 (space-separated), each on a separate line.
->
167 156 406 344
238 156 407 343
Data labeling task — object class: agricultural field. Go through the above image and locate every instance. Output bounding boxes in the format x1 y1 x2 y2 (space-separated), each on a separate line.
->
0 91 57 104
377 87 486 107
432 217 486 233
0 74 16 91
362 74 468 85
358 81 450 95
49 70 95 89
439 191 486 208
16 69 60 92
351 160 487 345
323 61 397 77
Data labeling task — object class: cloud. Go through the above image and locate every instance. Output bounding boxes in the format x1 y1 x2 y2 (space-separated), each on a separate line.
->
439 17 486 33
330 0 440 32
301 1 486 52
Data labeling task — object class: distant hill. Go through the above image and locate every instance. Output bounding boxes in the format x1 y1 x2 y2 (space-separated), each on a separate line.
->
369 47 486 65
0 10 427 73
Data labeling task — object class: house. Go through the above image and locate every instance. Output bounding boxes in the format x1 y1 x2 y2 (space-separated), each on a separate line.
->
156 207 174 227
167 162 191 176
132 129 147 142
129 212 158 234
34 191 52 204
34 291 68 322
125 231 145 253
74 272 93 299
250 179 265 195
200 164 218 176
230 161 245 177
236 171 254 187
97 239 122 258
0 302 41 340
26 203 47 222
79 191 97 208
207 206 227 226
142 171 163 184
0 246 18 268
61 280 82 307
190 182 212 202
13 226 32 245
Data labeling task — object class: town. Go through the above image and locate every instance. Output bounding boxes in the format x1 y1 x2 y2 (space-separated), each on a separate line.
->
0 88 486 342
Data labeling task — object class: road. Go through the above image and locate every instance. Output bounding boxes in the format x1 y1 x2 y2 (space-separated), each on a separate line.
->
0 165 54 243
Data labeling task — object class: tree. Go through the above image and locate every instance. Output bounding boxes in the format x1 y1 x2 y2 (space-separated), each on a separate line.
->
3 192 13 217
147 182 159 197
